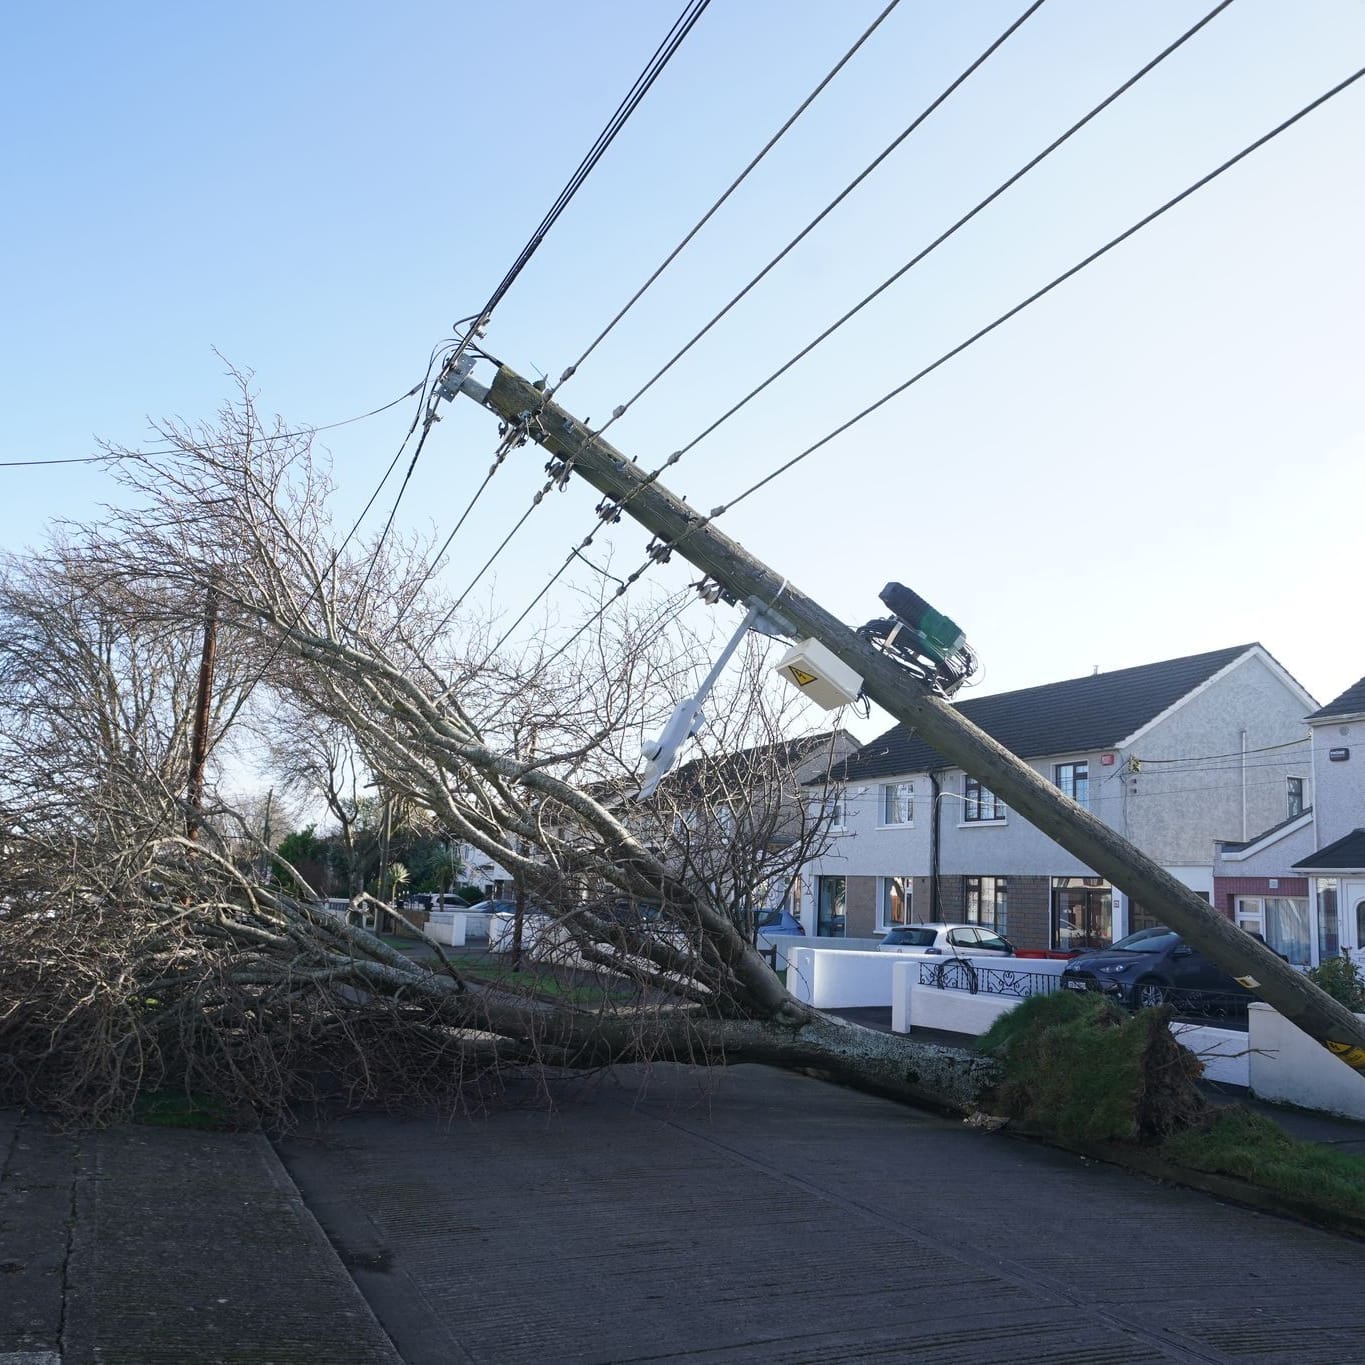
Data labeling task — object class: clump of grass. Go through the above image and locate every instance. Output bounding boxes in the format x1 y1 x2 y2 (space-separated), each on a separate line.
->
132 1090 238 1130
977 989 1205 1143
1164 1105 1365 1219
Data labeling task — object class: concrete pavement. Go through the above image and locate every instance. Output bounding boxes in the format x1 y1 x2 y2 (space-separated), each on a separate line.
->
0 1108 398 1364
279 1064 1365 1364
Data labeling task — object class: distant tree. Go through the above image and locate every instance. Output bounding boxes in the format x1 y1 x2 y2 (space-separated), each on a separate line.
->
275 825 328 895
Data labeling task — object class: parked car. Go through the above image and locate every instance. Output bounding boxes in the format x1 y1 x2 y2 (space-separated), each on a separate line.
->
877 923 1014 956
465 899 519 917
1060 926 1251 1012
753 908 804 937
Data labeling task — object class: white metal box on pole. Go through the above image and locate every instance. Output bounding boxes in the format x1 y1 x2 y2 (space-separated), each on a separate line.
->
774 639 863 710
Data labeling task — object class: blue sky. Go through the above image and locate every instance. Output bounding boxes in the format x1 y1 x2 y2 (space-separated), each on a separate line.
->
3 0 1362 733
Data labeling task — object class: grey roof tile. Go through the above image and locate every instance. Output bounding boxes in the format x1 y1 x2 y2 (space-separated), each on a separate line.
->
829 644 1255 781
1308 677 1365 722
1293 828 1365 871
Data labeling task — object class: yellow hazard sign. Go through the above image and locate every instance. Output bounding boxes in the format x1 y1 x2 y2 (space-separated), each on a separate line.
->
1326 1040 1365 1070
787 666 818 687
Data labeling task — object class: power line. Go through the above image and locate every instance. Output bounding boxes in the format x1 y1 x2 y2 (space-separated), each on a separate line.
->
478 59 1365 671
1135 737 1310 764
553 0 905 393
434 0 911 639
712 63 1365 520
656 0 1235 501
366 0 713 603
477 0 713 328
467 0 1047 656
466 0 1224 658
583 0 1051 442
1 381 426 469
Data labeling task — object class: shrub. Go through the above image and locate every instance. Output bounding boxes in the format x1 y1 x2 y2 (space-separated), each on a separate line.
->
1305 955 1365 1012
977 990 1206 1143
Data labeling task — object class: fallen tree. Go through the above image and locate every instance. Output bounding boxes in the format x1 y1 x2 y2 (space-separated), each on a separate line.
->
0 383 994 1127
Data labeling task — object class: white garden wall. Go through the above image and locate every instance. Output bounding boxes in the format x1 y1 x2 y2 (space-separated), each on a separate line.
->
1168 1023 1250 1087
1248 1002 1365 1120
785 947 897 1008
772 935 881 973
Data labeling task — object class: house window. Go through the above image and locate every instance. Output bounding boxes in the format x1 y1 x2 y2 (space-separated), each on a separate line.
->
880 781 914 826
964 875 1008 934
1287 777 1305 819
1053 876 1112 951
1055 762 1090 811
819 789 847 830
1236 895 1310 966
879 876 912 929
1317 879 1339 958
963 775 1004 822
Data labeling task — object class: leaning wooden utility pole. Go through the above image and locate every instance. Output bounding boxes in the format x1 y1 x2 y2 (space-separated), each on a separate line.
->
456 363 1365 1074
186 577 220 841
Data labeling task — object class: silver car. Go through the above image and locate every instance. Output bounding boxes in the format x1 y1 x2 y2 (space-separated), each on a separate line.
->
877 922 1014 956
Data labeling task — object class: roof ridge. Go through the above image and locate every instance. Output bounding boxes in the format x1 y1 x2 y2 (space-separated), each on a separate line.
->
831 644 1264 782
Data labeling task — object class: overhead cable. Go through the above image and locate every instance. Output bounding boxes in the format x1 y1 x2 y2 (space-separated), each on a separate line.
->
556 0 905 390
648 0 1235 490
470 0 1047 654
368 0 713 595
714 63 1365 518
3 381 426 469
495 60 1365 665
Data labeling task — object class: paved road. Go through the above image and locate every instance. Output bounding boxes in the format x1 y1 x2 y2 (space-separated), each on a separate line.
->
278 1064 1365 1364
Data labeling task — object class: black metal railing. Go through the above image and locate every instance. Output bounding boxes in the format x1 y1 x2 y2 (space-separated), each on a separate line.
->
915 958 1062 998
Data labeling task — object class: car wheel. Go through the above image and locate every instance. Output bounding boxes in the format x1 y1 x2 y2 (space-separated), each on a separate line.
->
1133 978 1167 1010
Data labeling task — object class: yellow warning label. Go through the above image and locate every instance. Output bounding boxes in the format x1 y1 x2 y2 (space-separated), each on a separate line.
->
1326 1041 1365 1070
788 666 818 687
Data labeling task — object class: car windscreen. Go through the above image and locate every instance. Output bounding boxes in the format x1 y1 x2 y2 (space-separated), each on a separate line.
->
882 927 938 947
1109 927 1180 953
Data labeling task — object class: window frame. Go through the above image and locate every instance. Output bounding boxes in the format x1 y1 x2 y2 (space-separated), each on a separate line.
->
962 774 1005 823
878 780 915 827
1054 761 1090 811
877 875 913 930
964 874 1008 933
1287 776 1305 819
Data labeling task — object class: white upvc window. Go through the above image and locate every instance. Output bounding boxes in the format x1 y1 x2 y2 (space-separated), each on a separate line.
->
879 781 914 826
824 788 847 830
878 876 912 929
1235 895 1311 966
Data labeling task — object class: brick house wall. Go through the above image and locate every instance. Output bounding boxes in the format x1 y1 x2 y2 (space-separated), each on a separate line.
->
846 875 877 938
1005 876 1051 951
1213 875 1310 920
912 876 934 921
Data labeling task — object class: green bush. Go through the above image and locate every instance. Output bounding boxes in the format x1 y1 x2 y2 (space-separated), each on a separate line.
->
976 990 1206 1143
1305 955 1365 1011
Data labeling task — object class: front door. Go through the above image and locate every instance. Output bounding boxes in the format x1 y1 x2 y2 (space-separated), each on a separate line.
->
817 876 846 938
1343 879 1365 954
